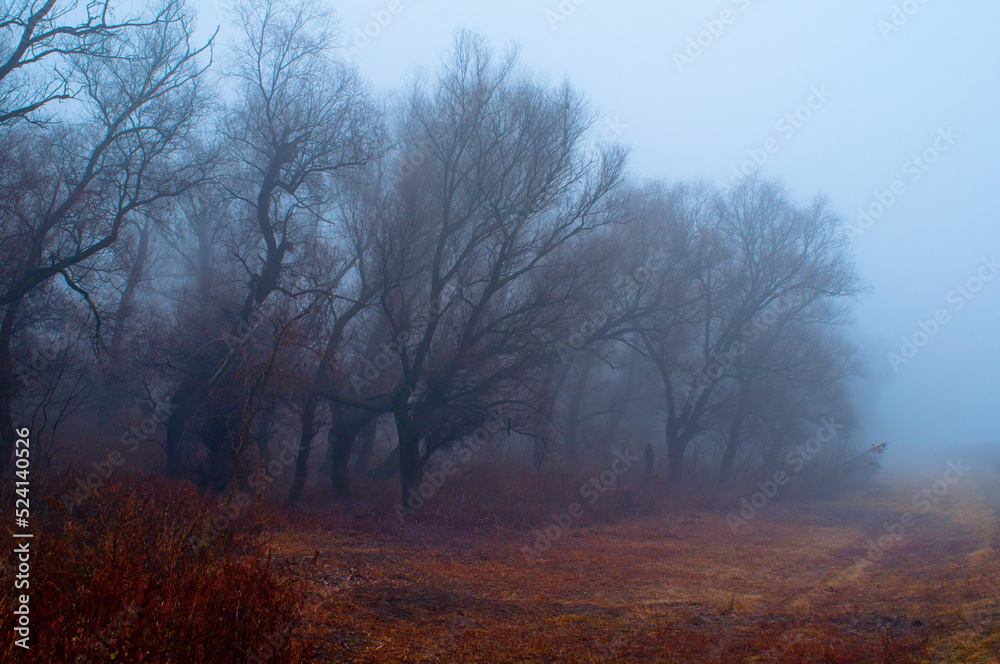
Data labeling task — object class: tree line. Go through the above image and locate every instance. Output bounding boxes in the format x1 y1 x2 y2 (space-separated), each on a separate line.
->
0 0 868 506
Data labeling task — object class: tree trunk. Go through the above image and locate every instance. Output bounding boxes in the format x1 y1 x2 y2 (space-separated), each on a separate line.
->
163 191 287 483
719 382 751 486
288 396 318 504
665 420 686 485
398 430 423 502
563 354 594 460
164 381 195 478
352 419 377 476
106 222 150 389
204 413 236 493
329 411 379 499
603 351 638 449
643 443 654 485
531 365 561 470
330 425 356 500
395 404 424 502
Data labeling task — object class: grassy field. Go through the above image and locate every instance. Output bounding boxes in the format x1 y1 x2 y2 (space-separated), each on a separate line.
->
273 475 1000 663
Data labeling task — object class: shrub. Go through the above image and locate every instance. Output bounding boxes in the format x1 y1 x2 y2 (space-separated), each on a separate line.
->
0 476 311 663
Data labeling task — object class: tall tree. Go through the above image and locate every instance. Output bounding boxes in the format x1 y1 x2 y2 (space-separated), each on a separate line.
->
0 0 213 474
366 33 628 501
636 179 860 484
161 0 383 488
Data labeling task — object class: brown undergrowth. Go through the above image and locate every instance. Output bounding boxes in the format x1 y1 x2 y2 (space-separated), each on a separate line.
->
0 476 312 663
278 472 1000 663
3 468 998 663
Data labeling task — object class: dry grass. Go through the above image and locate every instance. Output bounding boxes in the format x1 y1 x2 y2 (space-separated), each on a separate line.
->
3 469 998 663
0 476 312 664
275 473 1000 663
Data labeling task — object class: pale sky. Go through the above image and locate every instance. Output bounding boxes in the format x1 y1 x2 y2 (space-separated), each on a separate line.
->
202 0 1000 466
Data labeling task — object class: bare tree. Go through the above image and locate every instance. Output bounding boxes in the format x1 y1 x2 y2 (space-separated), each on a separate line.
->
716 310 859 486
0 0 200 124
288 169 389 502
351 33 629 501
636 178 861 485
0 0 213 474
161 0 384 489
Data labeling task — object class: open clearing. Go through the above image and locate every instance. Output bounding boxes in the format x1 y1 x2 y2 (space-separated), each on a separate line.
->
272 477 1000 663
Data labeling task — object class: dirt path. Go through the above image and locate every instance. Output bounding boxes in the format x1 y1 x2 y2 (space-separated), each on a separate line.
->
273 478 1000 663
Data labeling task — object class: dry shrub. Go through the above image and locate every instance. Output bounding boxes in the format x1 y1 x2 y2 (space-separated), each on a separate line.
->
0 475 312 663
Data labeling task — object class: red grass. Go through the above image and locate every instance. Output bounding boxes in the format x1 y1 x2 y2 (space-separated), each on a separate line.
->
0 476 312 663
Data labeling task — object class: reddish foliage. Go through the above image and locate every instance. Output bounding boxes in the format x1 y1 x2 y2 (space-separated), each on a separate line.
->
0 476 312 663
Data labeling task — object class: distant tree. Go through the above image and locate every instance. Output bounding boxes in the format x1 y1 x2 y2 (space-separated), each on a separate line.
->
717 323 859 486
635 179 861 485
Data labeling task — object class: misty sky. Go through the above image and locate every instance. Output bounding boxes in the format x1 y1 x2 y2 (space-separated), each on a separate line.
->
205 0 1000 465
